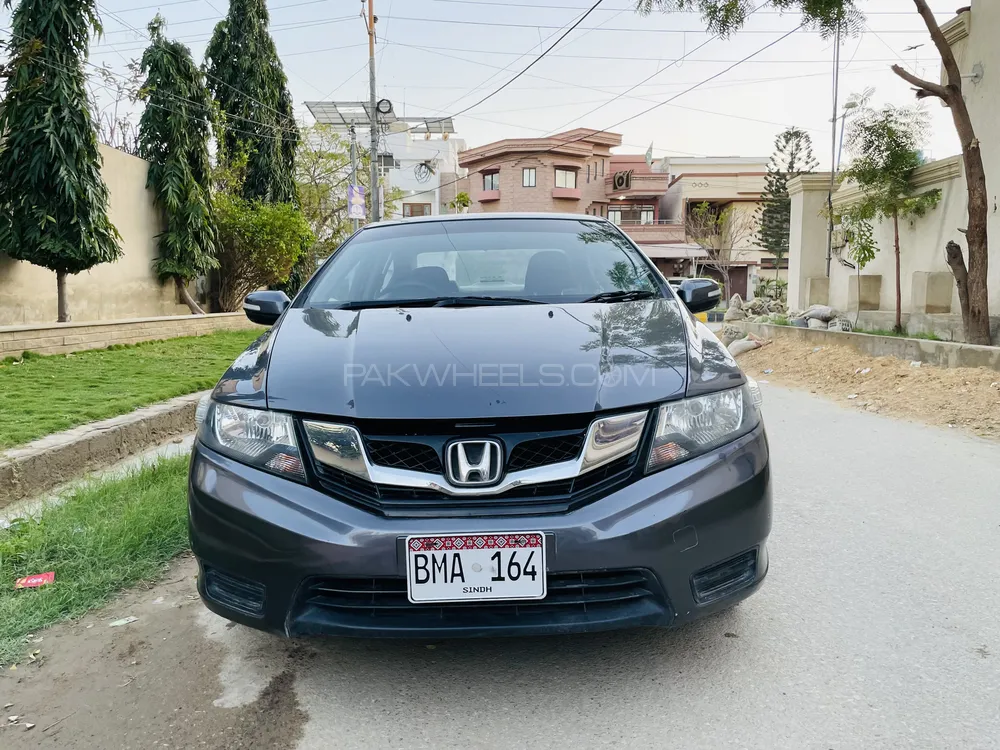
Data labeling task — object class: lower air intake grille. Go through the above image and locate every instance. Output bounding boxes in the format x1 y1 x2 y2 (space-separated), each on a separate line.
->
302 569 661 621
204 567 266 617
691 549 758 605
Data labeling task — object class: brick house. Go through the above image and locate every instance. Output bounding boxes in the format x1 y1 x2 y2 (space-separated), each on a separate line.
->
457 129 684 269
456 130 775 297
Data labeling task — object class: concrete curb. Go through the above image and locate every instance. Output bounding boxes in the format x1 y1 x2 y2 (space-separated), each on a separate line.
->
0 391 207 510
736 322 1000 371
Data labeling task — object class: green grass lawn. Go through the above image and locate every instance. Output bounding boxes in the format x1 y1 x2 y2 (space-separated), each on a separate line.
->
0 456 190 665
0 329 261 449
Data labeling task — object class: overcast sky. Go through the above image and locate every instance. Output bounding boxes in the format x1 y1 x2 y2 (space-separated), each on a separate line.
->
3 0 966 166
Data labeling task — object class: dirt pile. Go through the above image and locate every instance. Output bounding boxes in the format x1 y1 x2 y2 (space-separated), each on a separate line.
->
738 338 1000 439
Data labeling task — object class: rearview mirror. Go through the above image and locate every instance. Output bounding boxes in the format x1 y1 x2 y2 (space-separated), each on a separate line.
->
243 290 290 326
677 278 721 314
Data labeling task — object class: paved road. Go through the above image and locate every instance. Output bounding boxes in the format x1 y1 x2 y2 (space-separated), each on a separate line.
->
198 384 1000 749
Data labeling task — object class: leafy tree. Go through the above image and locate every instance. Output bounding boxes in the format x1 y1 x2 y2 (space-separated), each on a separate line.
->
0 0 121 322
205 0 298 203
279 123 404 297
637 0 990 344
296 124 354 261
840 203 876 326
137 16 218 314
686 201 756 300
755 127 817 281
449 191 472 213
214 193 314 311
840 102 940 333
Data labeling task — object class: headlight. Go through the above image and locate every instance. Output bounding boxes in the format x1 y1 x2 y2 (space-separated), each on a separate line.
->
646 385 759 473
201 402 306 481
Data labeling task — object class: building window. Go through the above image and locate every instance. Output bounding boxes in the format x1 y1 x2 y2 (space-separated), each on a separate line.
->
403 203 432 218
587 165 591 183
483 172 500 191
601 159 605 176
522 167 536 187
555 168 577 189
608 204 655 225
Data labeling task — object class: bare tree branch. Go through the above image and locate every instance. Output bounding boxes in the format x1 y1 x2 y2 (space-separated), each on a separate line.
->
890 64 948 101
912 0 963 87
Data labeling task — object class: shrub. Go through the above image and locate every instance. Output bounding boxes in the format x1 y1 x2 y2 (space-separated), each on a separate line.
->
214 193 314 311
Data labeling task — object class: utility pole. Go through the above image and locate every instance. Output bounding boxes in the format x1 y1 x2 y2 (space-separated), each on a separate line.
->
367 0 380 223
825 22 841 278
349 123 359 232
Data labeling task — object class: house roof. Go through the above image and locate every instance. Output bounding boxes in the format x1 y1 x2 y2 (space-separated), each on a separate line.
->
458 129 623 168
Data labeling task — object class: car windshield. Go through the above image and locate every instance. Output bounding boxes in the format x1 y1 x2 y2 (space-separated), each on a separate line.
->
302 218 665 308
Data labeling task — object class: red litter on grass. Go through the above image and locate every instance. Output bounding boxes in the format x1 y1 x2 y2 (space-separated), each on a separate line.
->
15 572 54 589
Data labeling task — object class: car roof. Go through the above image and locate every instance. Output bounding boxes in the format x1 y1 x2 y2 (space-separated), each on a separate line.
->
368 212 610 229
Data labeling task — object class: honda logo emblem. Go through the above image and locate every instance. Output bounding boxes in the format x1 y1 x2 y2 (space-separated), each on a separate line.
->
445 440 503 487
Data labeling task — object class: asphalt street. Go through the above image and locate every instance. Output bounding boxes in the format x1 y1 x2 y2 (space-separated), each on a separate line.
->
200 384 1000 749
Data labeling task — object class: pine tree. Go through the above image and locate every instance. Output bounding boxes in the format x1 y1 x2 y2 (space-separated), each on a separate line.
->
755 127 817 282
205 0 298 203
138 15 219 314
0 0 121 322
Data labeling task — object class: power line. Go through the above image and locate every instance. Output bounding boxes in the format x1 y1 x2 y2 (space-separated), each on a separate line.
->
95 3 297 127
391 0 607 137
384 40 936 67
540 1 764 137
437 0 606 122
106 0 346 15
379 14 925 34
371 64 911 95
92 14 359 49
400 25 804 201
2 23 301 139
383 41 938 65
425 2 600 122
425 0 948 15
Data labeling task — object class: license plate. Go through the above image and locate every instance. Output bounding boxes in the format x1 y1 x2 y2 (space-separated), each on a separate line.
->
405 532 546 604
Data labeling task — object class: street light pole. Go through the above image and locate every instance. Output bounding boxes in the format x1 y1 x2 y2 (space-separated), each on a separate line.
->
825 23 841 278
367 0 380 223
349 123 359 232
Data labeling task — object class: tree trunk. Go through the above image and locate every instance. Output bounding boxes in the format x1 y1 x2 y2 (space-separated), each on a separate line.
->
961 133 992 345
855 265 862 328
945 240 972 341
175 276 206 315
892 0 991 345
893 210 902 334
56 271 70 323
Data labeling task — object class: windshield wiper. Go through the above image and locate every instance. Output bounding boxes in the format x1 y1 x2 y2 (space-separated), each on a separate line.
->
581 289 659 304
332 298 447 311
327 295 543 311
432 296 542 307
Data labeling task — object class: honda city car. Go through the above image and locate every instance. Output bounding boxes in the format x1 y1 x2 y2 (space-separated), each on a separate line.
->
189 214 771 637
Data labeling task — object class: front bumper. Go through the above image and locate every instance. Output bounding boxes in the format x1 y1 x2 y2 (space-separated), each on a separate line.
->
188 423 772 637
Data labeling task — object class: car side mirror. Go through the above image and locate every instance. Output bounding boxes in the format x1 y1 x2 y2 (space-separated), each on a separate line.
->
677 278 722 314
243 290 290 326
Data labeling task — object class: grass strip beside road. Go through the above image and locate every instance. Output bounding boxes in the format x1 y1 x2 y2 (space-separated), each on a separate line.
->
0 329 261 449
0 456 190 665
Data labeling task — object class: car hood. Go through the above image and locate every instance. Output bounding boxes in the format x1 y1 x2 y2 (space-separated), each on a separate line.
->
215 300 736 420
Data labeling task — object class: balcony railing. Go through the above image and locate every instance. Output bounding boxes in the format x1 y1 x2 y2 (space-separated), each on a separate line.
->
611 219 683 226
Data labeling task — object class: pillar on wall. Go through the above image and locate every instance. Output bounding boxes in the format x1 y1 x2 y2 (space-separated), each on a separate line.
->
787 173 835 311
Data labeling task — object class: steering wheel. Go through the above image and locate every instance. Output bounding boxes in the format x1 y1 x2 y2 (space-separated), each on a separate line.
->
378 278 443 300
